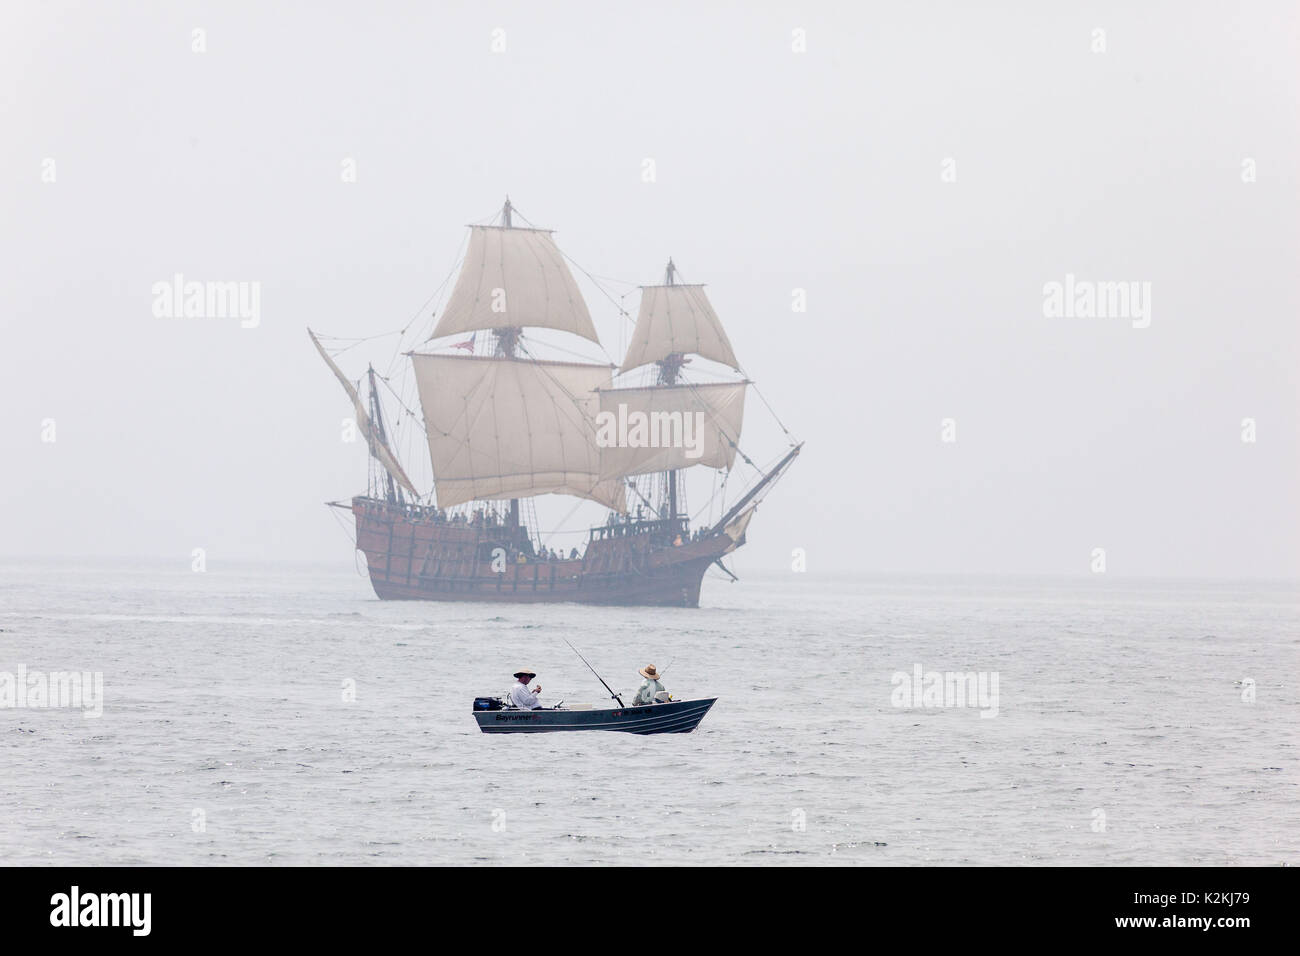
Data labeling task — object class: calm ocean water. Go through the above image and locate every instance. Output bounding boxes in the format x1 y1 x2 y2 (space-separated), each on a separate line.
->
1 558 1296 866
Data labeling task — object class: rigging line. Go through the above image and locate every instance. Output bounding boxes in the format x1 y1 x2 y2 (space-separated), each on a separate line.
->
522 337 610 364
526 497 540 546
376 372 425 427
690 468 732 525
511 200 634 303
326 505 367 577
471 204 507 226
386 229 471 378
558 247 638 331
623 477 657 514
393 287 440 354
751 381 797 441
330 337 396 359
316 329 403 343
390 357 414 440
701 468 719 525
317 328 406 360
400 227 472 358
651 278 791 442
672 377 760 475
584 271 641 288
508 204 543 230
510 202 633 360
515 340 616 433
539 498 585 549
665 277 764 400
714 449 784 510
370 375 431 506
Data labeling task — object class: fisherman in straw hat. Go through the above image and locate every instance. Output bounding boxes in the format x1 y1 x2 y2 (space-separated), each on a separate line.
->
508 668 543 709
632 663 666 706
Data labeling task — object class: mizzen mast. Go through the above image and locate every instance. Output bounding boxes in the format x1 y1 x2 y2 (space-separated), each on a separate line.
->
366 365 403 505
308 327 419 499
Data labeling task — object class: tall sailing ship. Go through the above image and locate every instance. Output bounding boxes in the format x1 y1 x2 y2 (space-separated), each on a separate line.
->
310 199 801 606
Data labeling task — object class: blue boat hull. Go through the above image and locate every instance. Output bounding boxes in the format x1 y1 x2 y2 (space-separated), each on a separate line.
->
474 698 717 734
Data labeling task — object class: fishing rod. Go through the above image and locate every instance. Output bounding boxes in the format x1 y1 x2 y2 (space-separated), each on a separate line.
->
564 639 625 707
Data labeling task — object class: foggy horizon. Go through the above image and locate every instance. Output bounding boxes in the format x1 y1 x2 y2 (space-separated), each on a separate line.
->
3 1 1297 580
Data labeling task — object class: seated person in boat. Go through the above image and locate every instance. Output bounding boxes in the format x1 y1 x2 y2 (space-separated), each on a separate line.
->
508 669 542 709
632 664 667 705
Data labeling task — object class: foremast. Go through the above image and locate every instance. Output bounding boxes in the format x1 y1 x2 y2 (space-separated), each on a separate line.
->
605 257 750 535
603 251 802 573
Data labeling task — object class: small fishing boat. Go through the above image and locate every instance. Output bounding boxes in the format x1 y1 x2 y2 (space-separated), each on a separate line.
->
472 697 718 734
476 640 714 734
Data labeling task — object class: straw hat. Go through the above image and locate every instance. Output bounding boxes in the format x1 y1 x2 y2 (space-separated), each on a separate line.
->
639 664 660 680
513 668 537 680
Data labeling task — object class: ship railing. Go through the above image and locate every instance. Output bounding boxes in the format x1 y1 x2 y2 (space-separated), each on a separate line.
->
588 516 690 543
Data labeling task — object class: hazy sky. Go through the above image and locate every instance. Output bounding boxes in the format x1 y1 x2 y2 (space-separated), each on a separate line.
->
2 1 1296 578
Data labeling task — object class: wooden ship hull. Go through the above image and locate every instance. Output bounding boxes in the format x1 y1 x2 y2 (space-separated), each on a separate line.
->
351 497 741 607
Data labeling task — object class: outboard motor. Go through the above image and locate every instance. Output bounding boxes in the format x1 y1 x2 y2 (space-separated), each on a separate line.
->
473 697 504 711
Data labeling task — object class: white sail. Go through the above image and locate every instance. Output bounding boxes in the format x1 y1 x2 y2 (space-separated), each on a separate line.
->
430 226 600 344
620 284 740 373
722 503 757 553
595 382 747 479
309 329 420 497
411 353 626 511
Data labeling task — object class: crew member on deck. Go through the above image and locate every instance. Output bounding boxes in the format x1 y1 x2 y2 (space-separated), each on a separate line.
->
509 669 542 709
632 664 665 705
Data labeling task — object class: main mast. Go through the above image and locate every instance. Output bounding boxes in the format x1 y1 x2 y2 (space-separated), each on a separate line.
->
408 197 626 517
495 197 523 537
657 258 682 522
494 197 523 359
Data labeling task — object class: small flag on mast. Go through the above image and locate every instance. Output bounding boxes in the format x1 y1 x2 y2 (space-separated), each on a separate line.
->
452 332 476 352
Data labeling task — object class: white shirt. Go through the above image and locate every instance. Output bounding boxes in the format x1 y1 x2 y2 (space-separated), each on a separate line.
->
633 678 664 705
508 680 541 709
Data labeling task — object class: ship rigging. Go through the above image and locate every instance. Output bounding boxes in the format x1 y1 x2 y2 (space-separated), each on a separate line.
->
310 198 801 606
